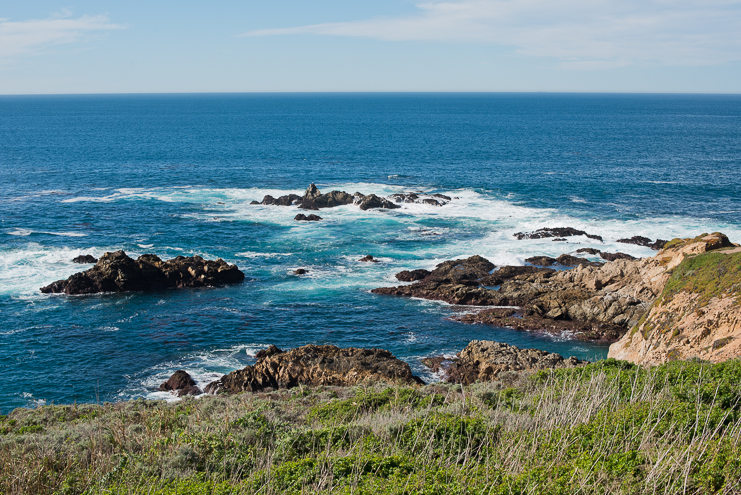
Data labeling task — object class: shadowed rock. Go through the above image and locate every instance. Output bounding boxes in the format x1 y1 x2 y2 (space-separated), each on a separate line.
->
293 269 308 275
205 344 423 394
514 227 603 242
395 269 431 282
72 255 98 264
357 194 401 211
40 251 244 295
359 255 379 263
616 236 668 250
295 214 322 221
160 370 201 397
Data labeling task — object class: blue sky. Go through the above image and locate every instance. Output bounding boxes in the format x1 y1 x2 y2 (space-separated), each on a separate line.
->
1 1 740 94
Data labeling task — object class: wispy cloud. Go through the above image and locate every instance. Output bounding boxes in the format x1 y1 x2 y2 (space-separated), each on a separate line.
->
241 0 741 67
0 11 124 61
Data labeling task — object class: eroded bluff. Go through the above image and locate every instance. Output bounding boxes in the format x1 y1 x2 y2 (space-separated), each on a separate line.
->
372 233 738 343
40 251 245 295
609 234 741 365
205 344 423 394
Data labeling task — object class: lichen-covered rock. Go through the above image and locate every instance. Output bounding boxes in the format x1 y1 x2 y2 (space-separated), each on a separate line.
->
40 251 244 295
205 345 423 394
425 340 585 385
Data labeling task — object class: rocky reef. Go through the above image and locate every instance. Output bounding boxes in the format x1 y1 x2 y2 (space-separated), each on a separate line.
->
423 340 585 385
204 344 423 394
160 370 201 397
609 234 741 365
254 183 451 212
40 251 245 295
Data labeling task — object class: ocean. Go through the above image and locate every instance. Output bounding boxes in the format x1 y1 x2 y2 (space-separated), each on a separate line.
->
1 93 740 413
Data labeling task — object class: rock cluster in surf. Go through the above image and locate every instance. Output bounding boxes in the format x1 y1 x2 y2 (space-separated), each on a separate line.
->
40 251 245 295
253 183 452 212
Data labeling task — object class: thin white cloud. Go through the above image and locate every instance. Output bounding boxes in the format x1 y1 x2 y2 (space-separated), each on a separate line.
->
241 0 741 67
0 12 124 61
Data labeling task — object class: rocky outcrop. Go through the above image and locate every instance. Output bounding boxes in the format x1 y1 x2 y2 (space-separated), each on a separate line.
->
261 194 302 206
358 255 379 263
293 269 308 275
295 214 322 221
357 194 400 211
388 193 451 206
160 370 201 397
72 254 97 264
617 236 668 251
205 345 423 394
576 248 637 262
525 254 602 268
374 237 738 342
515 227 603 242
395 269 431 282
609 234 741 365
40 251 245 295
423 340 585 385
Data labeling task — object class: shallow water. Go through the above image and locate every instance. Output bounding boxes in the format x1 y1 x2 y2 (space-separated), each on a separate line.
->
1 93 740 412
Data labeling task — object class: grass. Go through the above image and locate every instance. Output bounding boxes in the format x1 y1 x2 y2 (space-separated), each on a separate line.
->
660 251 741 307
1 359 741 494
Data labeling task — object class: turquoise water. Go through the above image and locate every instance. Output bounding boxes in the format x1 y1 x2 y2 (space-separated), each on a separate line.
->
1 93 740 412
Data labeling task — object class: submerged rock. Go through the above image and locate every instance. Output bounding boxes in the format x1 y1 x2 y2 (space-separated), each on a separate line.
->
72 254 98 264
160 370 201 397
293 268 308 275
40 251 245 295
205 344 423 394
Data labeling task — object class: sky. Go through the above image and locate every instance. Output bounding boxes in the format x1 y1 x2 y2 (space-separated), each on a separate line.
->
1 1 740 94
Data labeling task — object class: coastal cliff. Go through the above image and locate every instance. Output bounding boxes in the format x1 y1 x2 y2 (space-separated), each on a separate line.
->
608 233 741 364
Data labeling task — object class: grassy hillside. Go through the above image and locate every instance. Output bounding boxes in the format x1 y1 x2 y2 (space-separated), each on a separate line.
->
2 359 740 494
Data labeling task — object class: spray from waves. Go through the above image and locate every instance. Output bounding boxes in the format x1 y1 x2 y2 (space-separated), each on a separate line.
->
117 343 268 402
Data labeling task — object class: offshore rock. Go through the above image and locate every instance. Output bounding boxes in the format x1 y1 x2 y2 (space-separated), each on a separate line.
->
40 251 245 295
205 344 423 394
357 194 401 211
293 269 308 275
295 213 322 221
609 233 741 365
303 183 321 199
425 340 585 385
616 236 668 251
160 370 201 397
358 255 379 263
514 227 603 242
72 254 98 264
395 269 431 282
261 194 302 206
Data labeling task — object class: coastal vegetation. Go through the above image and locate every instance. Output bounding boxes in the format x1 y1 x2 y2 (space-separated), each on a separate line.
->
2 358 740 494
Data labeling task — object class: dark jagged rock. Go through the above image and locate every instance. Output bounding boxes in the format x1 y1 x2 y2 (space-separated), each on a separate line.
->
426 341 586 385
478 266 555 286
453 309 624 343
72 255 97 264
422 255 496 285
40 251 245 295
205 344 423 394
395 269 431 282
295 214 322 221
357 194 401 211
261 194 301 206
599 252 637 262
293 269 308 275
431 193 452 201
389 193 419 203
250 200 260 205
254 344 284 360
359 255 379 263
552 238 567 242
525 254 601 268
617 236 668 250
515 227 603 242
304 191 355 209
303 183 321 199
160 370 201 397
576 247 637 262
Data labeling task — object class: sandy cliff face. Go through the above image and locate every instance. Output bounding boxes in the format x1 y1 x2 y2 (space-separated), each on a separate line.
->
608 233 741 365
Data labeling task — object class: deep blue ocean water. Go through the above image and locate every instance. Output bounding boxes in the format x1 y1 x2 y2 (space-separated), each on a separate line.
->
1 93 740 413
